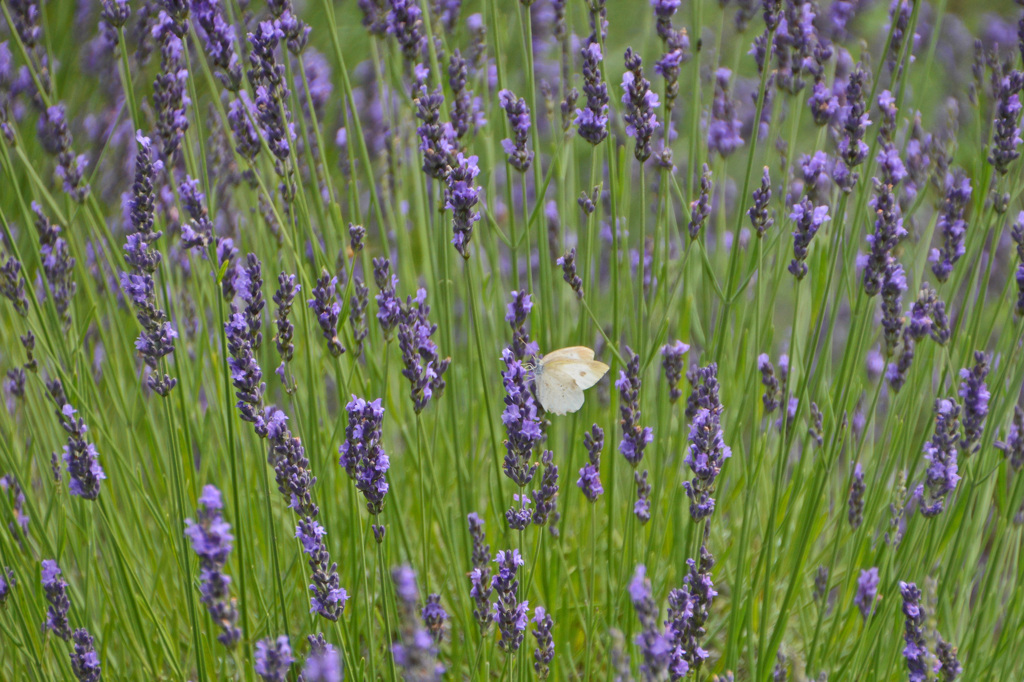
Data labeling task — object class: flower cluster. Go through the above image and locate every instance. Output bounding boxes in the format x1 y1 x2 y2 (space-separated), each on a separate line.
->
467 512 494 632
307 269 344 357
617 346 653 468
179 177 215 251
301 633 342 682
788 198 830 280
621 48 660 162
152 11 191 158
688 164 712 240
446 153 482 258
854 567 879 620
499 89 534 173
917 398 962 518
848 463 865 530
576 42 609 145
38 104 90 201
192 0 243 91
531 606 554 679
397 288 449 414
929 171 972 283
749 167 774 237
531 450 559 529
415 79 455 180
70 628 102 682
0 474 28 543
373 258 403 340
667 544 717 677
661 340 690 403
492 549 529 654
47 387 106 501
42 559 72 641
988 69 1024 175
120 132 178 397
629 565 672 679
899 582 929 682
183 485 241 648
349 276 369 359
995 406 1024 472
835 66 871 193
708 68 743 158
958 351 990 456
273 272 300 384
392 565 444 681
557 247 583 299
339 396 390 541
255 635 293 682
32 204 76 331
684 402 732 522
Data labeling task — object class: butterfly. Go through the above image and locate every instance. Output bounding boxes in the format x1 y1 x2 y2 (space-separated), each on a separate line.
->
533 346 610 415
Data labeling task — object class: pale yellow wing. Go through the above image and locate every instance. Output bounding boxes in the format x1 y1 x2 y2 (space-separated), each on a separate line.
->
542 358 609 390
536 365 586 415
540 346 596 363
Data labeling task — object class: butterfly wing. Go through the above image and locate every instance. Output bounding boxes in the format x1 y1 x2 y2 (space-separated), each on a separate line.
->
541 346 596 363
543 358 610 390
536 365 586 415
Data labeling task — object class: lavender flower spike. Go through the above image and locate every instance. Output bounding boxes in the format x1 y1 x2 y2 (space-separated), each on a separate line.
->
917 398 961 518
392 565 444 680
900 582 930 682
184 485 241 648
301 633 343 682
557 248 584 299
56 401 106 501
308 269 344 357
42 559 72 641
531 606 554 679
397 288 450 414
622 48 660 162
629 565 671 679
661 340 690 403
492 549 529 653
988 70 1024 175
788 198 830 280
339 396 389 542
958 351 989 456
467 512 494 632
708 68 743 158
70 628 102 682
617 346 654 468
255 635 294 682
929 169 972 283
498 89 534 172
854 567 879 620
684 405 731 521
995 406 1024 472
576 42 609 145
446 152 481 258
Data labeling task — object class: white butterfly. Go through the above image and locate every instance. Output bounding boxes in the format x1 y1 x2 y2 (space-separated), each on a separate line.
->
533 346 610 415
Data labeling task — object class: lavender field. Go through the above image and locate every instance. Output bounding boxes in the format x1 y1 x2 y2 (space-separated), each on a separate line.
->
2 0 1024 679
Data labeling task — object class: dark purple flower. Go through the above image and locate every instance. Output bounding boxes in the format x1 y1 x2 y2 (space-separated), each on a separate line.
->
448 50 481 140
228 94 261 160
709 68 744 157
179 176 214 251
339 396 389 541
630 565 672 680
501 345 542 489
660 341 690 403
749 167 774 237
42 559 71 641
184 485 241 648
349 276 369 360
152 12 191 157
296 516 349 621
38 105 90 201
684 405 731 522
70 628 102 682
415 81 456 180
862 162 908 297
392 566 444 680
885 0 916 77
634 469 652 524
445 152 481 258
0 252 29 317
988 69 1024 175
467 512 494 632
685 362 722 419
958 351 990 456
307 269 344 357
900 582 929 682
397 288 449 413
880 257 907 356
492 549 529 653
0 474 28 542
237 254 264 350
422 593 448 645
387 0 426 67
935 635 963 682
556 248 584 299
848 463 865 529
622 48 660 162
373 258 403 340
273 272 300 382
758 354 781 414
788 198 829 279
835 66 871 193
688 164 712 240
917 398 961 518
996 406 1024 472
854 566 878 620
666 544 716 677
191 0 242 91
617 346 653 468
808 78 839 127
49 396 106 501
576 42 610 145
499 89 534 173
531 606 554 679
301 633 342 682
225 308 266 428
32 205 76 331
929 170 972 282
577 423 604 502
255 635 293 682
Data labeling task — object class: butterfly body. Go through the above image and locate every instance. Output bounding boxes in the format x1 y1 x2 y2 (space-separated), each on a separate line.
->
534 346 610 415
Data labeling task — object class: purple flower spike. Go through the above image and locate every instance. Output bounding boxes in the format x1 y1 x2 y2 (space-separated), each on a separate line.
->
498 89 534 172
532 450 560 528
70 628 102 682
578 424 605 502
995 406 1024 472
848 463 865 529
392 566 444 680
630 565 671 680
532 606 554 679
307 269 345 357
917 398 961 518
467 512 494 632
255 635 293 682
339 396 389 541
958 351 989 456
501 346 542 487
184 485 241 648
900 582 930 682
621 48 660 162
788 198 829 280
988 68 1024 175
41 559 71 641
935 635 963 682
576 42 610 145
929 171 972 283
446 153 482 258
661 341 690 403
398 289 449 414
684 406 731 522
48 393 106 501
854 567 879 620
557 248 584 299
302 633 342 682
708 68 744 157
617 346 653 469
492 549 529 653
749 167 774 237
688 165 712 240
